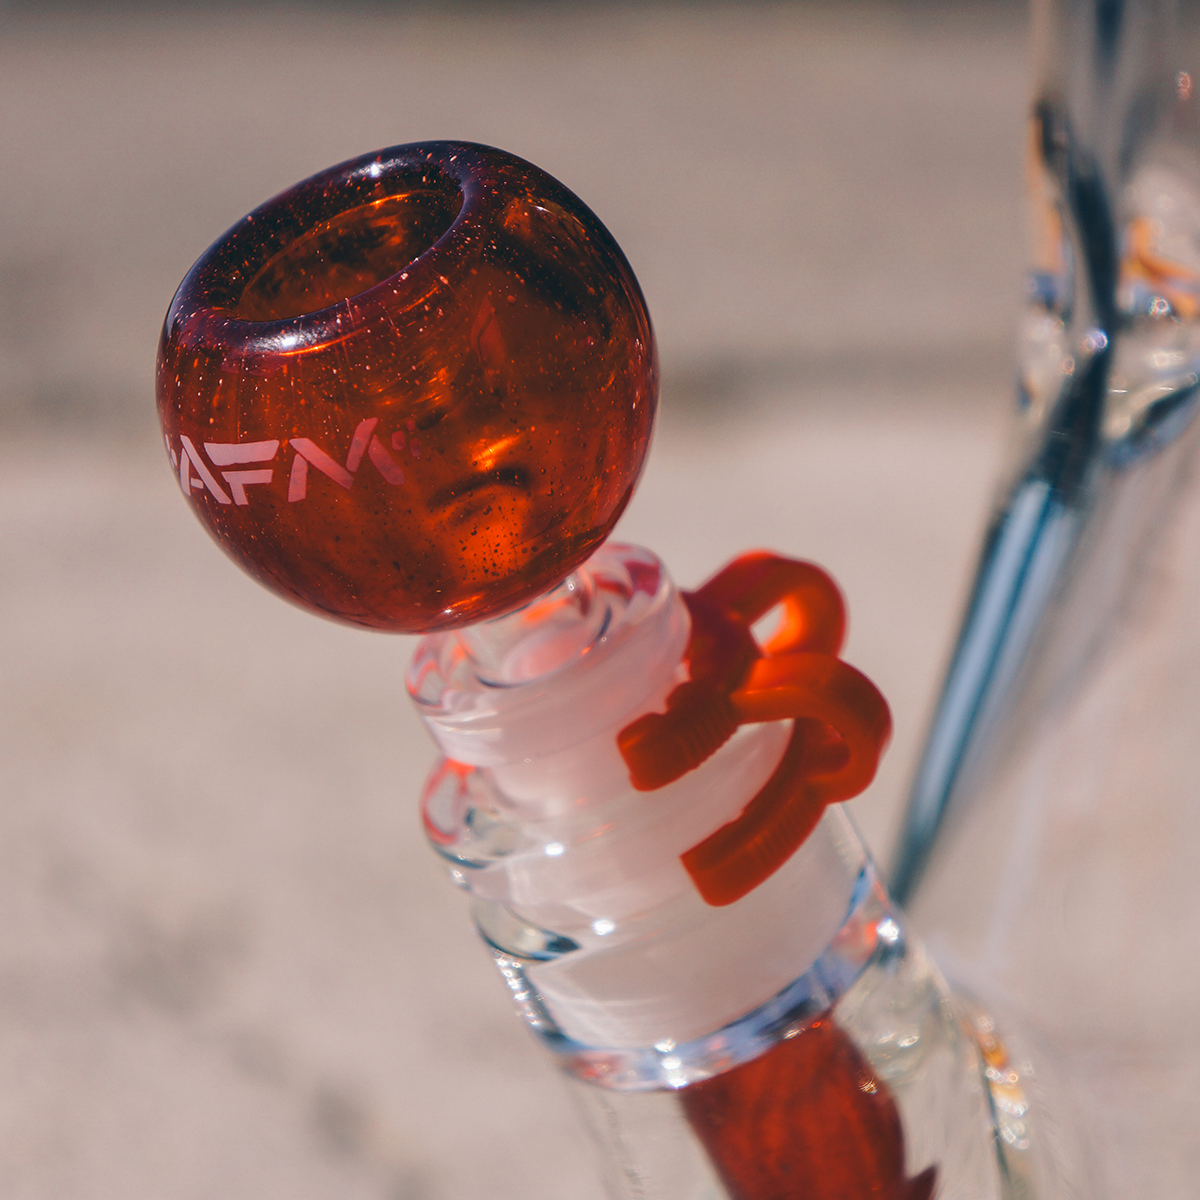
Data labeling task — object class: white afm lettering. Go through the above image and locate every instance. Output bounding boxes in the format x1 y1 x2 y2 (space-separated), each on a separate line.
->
167 418 410 506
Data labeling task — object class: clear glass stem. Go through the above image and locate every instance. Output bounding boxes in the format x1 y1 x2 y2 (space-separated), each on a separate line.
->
410 543 1069 1199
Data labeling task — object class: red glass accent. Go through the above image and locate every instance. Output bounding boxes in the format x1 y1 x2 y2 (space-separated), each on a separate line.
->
680 1013 937 1200
618 553 891 906
157 142 657 633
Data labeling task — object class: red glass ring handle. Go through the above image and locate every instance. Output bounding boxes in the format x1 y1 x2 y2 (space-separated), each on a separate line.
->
685 654 890 906
617 552 891 906
693 550 846 658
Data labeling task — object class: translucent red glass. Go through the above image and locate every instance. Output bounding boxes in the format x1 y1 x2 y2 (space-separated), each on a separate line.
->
157 142 657 632
617 553 891 906
681 1013 937 1200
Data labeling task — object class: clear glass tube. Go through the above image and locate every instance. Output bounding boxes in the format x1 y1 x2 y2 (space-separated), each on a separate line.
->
409 543 1063 1200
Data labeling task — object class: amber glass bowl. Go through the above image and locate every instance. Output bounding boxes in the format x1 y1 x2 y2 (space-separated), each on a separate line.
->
157 142 658 632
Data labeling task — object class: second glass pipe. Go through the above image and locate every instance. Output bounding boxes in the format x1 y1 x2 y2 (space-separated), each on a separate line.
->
889 2 1200 1193
158 142 1061 1200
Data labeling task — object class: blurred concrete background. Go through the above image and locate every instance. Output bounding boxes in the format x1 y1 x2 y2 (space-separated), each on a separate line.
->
0 3 1025 1197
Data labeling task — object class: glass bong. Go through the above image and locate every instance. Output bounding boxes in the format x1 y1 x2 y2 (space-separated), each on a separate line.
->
891 1 1200 1195
158 141 1059 1199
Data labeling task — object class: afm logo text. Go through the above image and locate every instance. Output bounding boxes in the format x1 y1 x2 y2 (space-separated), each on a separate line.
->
167 418 419 506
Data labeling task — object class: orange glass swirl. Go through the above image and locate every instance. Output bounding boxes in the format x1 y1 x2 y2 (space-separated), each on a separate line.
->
157 142 657 632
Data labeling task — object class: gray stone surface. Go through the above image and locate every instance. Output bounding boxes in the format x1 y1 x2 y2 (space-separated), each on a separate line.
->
0 5 1022 1197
